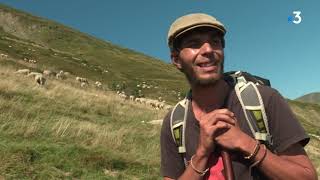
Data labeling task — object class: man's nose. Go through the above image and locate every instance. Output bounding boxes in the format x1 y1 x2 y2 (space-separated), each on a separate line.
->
199 42 214 54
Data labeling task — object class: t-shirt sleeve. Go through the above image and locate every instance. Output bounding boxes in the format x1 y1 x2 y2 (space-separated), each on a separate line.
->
160 111 185 179
265 88 309 153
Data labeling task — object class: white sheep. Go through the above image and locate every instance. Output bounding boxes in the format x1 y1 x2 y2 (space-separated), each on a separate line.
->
118 92 128 100
135 97 141 103
95 81 102 88
80 82 88 88
145 99 156 107
56 70 66 80
76 77 88 84
129 95 135 101
0 53 8 58
15 69 30 75
27 72 42 77
164 105 173 111
35 74 46 86
157 102 165 109
43 70 55 77
135 97 147 104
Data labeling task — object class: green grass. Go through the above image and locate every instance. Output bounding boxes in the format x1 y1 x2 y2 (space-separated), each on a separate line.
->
0 137 160 179
0 66 166 179
288 100 320 135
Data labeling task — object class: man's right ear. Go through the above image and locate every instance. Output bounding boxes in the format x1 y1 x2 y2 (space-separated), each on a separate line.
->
171 52 182 70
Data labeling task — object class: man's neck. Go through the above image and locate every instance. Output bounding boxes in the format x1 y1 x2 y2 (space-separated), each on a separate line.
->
191 79 230 114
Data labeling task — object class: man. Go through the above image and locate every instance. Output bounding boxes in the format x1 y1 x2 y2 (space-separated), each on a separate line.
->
160 13 317 180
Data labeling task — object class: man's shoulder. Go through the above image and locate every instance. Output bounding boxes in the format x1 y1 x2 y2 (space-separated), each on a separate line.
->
257 85 279 96
257 86 285 106
229 84 280 99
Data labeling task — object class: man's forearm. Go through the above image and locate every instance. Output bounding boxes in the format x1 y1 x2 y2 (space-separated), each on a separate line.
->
256 147 316 180
177 150 210 180
240 138 317 180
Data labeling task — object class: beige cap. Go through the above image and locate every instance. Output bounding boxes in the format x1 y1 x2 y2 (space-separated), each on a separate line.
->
167 13 226 51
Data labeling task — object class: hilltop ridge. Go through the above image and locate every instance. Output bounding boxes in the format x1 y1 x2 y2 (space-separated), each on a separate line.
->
296 92 320 105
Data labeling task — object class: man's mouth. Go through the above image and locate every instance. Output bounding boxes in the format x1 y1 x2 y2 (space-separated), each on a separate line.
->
194 60 221 73
197 61 216 67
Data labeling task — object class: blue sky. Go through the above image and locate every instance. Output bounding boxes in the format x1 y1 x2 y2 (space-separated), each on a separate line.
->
0 0 319 99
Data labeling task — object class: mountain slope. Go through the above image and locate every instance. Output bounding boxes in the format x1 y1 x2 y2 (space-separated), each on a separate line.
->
288 100 320 134
295 92 320 105
0 3 188 103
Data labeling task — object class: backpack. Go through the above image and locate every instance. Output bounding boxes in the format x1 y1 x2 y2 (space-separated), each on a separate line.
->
170 71 273 167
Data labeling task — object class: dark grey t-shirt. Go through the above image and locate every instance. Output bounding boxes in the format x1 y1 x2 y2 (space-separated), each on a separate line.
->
160 86 309 179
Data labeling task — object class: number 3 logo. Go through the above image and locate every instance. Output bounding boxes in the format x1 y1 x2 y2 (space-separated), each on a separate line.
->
292 11 302 24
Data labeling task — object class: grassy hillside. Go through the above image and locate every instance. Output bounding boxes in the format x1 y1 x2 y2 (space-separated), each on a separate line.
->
0 4 189 104
288 100 320 176
295 92 320 105
288 100 320 135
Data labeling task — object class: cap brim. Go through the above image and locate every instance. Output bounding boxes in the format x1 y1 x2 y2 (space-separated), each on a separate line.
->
174 24 226 41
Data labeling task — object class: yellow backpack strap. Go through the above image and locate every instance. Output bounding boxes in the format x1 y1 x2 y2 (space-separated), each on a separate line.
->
170 91 191 167
233 71 273 148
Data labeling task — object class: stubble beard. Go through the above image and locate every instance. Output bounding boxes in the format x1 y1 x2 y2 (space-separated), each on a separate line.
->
182 59 224 87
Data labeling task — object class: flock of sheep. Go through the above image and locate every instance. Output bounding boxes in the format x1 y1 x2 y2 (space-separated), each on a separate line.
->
0 53 9 59
14 68 103 90
116 91 172 110
13 68 173 111
15 69 46 86
1 53 177 111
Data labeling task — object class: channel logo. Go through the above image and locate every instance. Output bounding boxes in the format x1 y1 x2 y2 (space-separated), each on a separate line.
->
288 11 302 24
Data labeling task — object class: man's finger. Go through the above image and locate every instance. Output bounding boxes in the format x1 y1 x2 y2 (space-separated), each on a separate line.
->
209 108 235 118
208 121 230 136
206 113 236 126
